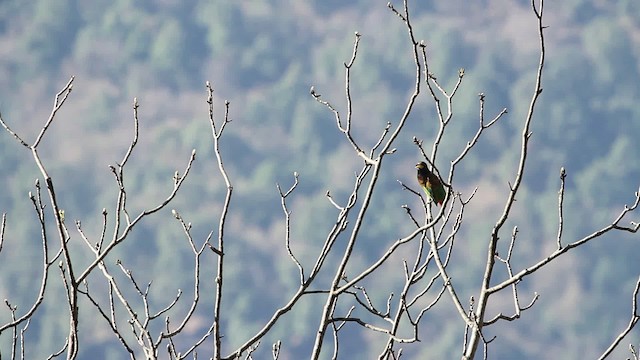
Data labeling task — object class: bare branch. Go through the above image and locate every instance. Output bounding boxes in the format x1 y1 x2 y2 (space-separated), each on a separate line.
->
0 112 30 147
0 212 6 253
451 94 508 169
489 191 640 293
76 147 197 284
277 172 305 284
33 76 75 148
597 276 640 359
0 187 52 334
464 1 547 358
557 167 566 249
329 316 418 343
207 81 234 360
78 282 135 357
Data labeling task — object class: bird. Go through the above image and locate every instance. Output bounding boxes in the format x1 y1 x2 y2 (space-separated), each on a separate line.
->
415 161 446 206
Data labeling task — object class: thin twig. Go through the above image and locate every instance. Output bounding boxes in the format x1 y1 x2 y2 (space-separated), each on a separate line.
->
277 172 305 284
207 81 234 360
597 276 640 359
464 1 547 358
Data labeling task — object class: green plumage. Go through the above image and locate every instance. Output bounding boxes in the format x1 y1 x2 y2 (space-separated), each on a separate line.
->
415 161 446 206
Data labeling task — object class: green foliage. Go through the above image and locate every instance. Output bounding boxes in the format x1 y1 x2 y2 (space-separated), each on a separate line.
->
21 0 80 68
577 135 640 209
583 19 635 86
0 0 638 358
195 2 244 59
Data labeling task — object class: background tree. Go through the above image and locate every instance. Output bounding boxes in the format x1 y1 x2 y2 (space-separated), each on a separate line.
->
0 0 639 359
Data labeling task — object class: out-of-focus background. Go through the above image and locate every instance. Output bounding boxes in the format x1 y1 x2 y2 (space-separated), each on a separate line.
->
0 0 638 358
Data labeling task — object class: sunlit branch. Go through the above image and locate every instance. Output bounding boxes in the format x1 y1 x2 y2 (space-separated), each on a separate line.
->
597 276 640 359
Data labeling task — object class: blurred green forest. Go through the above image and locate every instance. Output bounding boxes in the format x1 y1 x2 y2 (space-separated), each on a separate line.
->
0 0 639 358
